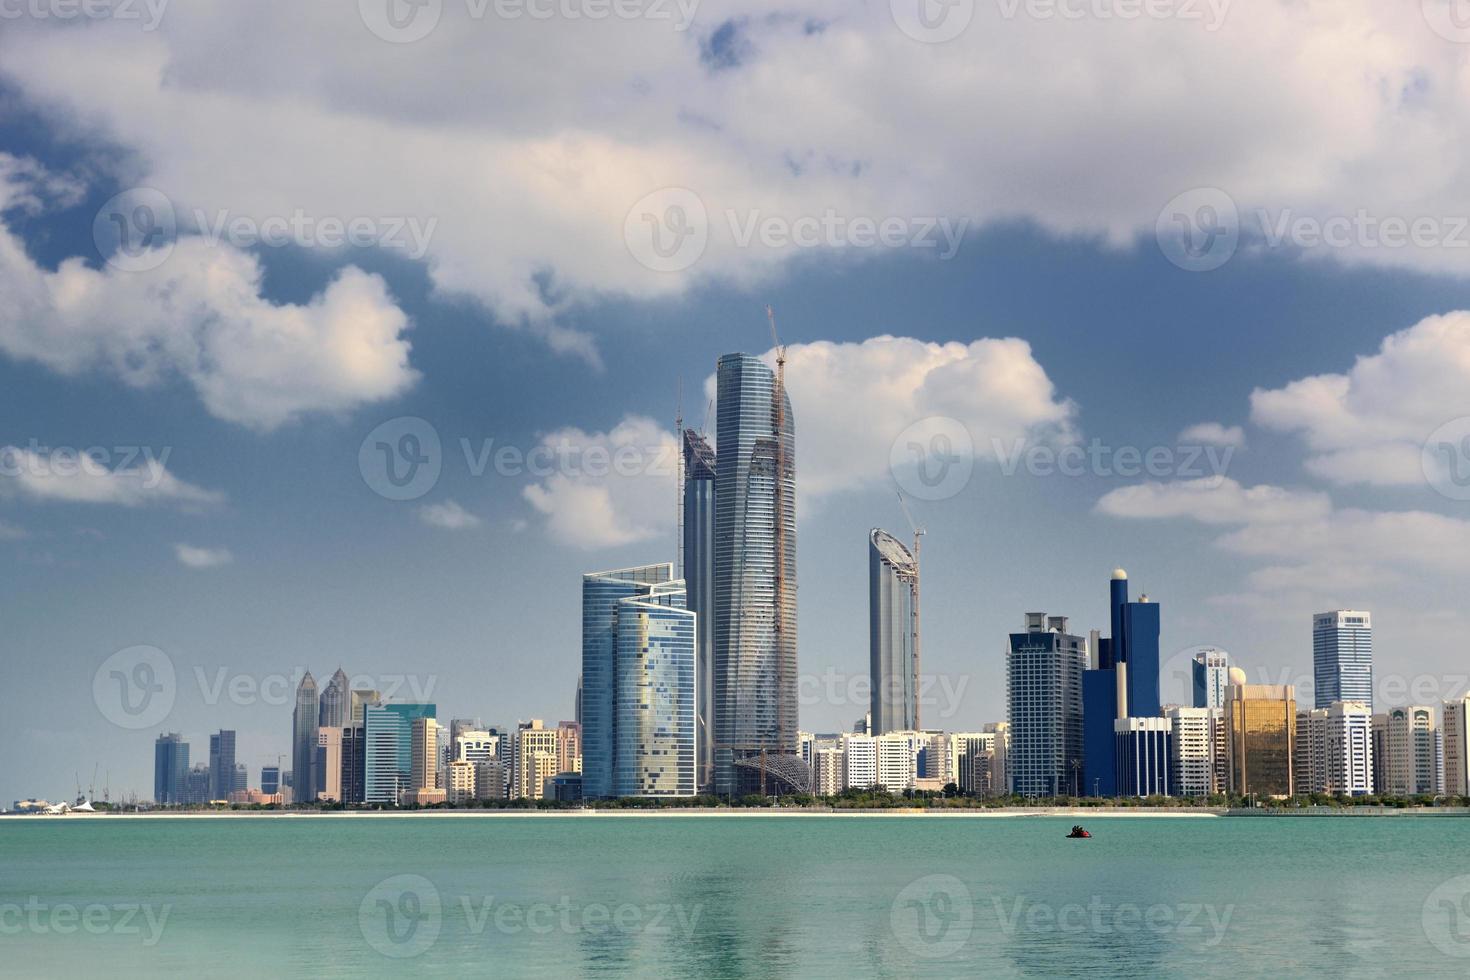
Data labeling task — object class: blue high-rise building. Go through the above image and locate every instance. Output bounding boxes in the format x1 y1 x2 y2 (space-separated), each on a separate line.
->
1081 568 1163 795
1006 613 1086 797
1313 610 1373 710
1082 668 1119 797
612 581 698 797
292 672 318 805
1192 649 1230 709
153 732 189 805
362 702 437 805
1123 599 1161 718
1115 718 1173 796
682 430 716 791
713 352 797 795
582 564 676 798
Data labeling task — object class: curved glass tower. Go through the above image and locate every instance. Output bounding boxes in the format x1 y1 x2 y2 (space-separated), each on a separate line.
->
613 582 697 796
713 352 797 794
869 528 918 735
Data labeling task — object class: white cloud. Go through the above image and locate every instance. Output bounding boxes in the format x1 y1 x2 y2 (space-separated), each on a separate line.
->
711 336 1077 500
1178 422 1245 449
418 499 483 530
522 417 678 548
174 543 234 568
1250 312 1470 486
1 447 223 508
0 155 418 430
2 3 1467 357
1094 477 1330 525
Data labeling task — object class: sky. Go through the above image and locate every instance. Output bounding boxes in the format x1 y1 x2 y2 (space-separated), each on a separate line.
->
4 0 1470 804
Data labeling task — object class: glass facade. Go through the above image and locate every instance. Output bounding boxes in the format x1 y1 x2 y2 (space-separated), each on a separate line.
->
869 529 917 735
1313 610 1373 710
362 702 437 805
613 583 697 796
153 732 189 805
1006 614 1086 797
1122 601 1161 718
1115 718 1173 796
1227 685 1295 797
1192 649 1230 709
319 667 348 729
581 564 674 798
292 672 318 804
713 353 797 794
682 430 716 791
208 729 236 801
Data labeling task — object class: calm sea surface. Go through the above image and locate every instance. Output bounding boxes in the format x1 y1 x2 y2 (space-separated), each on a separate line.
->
2 814 1468 977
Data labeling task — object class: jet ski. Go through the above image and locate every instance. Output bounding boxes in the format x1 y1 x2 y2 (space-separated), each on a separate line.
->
1066 825 1091 838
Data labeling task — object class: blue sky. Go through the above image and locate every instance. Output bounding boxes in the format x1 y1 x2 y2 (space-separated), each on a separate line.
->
3 2 1470 804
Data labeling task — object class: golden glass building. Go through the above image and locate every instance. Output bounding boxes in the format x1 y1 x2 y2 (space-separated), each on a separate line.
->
1226 684 1296 798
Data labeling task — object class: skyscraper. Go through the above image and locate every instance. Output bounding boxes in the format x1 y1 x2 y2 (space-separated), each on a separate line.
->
1443 696 1470 797
1115 717 1173 797
319 667 349 729
1226 683 1296 798
869 528 919 735
1313 610 1373 710
1082 569 1160 796
612 581 697 797
1007 613 1086 797
582 563 675 798
362 702 437 805
713 352 797 795
153 732 189 805
292 672 318 804
1383 705 1437 795
681 428 716 791
317 727 343 802
1192 649 1231 709
208 730 236 802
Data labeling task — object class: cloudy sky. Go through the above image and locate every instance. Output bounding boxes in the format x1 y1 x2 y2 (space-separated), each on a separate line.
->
4 0 1470 804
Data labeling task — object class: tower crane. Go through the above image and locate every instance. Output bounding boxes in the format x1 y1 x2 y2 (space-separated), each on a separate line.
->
896 490 926 731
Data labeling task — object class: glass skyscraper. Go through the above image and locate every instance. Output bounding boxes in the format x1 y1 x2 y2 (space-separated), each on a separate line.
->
713 352 797 795
208 729 236 801
362 702 437 805
319 667 349 729
1313 610 1373 710
612 581 697 797
869 528 918 735
681 429 716 791
581 563 675 798
291 672 318 802
153 732 189 805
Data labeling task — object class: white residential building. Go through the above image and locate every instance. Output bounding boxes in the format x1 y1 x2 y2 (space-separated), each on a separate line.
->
1444 697 1470 797
1165 706 1217 798
814 747 846 796
1383 706 1438 796
843 735 877 790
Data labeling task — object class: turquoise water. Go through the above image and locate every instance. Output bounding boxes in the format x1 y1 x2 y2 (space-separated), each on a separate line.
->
1 814 1467 977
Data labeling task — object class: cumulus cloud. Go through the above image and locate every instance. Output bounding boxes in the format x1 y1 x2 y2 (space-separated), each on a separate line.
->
522 417 678 548
1250 312 1470 487
1178 422 1245 449
2 2 1468 358
0 155 418 430
418 499 483 530
174 543 234 568
0 447 223 508
1095 477 1330 525
524 336 1071 546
